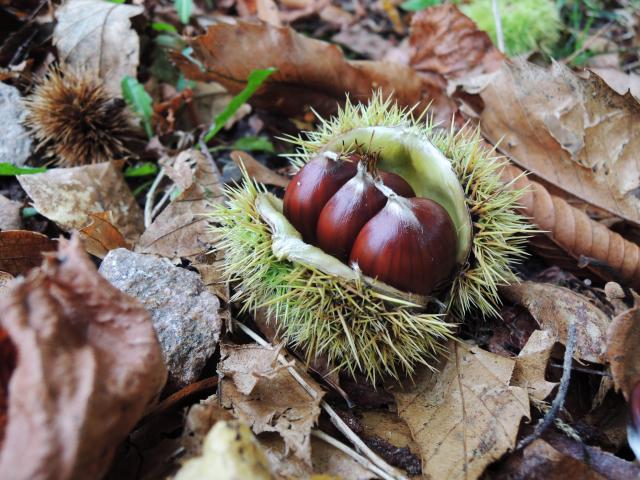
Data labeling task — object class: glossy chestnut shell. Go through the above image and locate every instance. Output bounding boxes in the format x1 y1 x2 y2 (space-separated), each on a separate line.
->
282 152 457 295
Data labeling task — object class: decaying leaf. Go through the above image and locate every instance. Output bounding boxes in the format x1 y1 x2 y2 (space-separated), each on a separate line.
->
176 420 276 480
0 236 167 480
54 0 144 94
394 341 529 480
461 59 640 226
79 212 130 259
219 343 323 466
18 162 144 243
175 20 429 118
137 149 224 260
606 307 640 399
0 230 56 276
231 151 289 189
0 272 13 293
512 329 558 402
501 282 610 363
410 5 503 81
497 439 605 479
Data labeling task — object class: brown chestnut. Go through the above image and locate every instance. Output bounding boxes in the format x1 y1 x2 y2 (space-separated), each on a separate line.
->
349 195 457 295
316 163 416 261
283 153 357 243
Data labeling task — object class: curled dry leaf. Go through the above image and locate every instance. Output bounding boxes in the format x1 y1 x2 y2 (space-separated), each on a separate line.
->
512 329 558 402
0 236 167 480
394 341 529 480
0 230 56 276
461 59 640 227
137 149 224 260
54 0 144 94
606 307 640 400
219 342 323 467
17 162 144 244
175 20 429 118
231 150 289 189
501 163 640 289
79 212 130 259
501 282 610 363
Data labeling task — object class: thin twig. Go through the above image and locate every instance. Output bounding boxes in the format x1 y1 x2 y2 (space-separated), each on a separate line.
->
562 22 612 65
311 430 394 480
517 320 577 450
233 320 407 480
144 167 166 227
491 0 505 53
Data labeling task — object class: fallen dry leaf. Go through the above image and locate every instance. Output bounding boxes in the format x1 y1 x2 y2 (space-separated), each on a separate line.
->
79 212 130 259
589 68 640 100
410 5 503 81
394 341 529 480
606 307 640 400
0 236 167 480
219 342 323 466
53 0 144 94
497 439 605 479
175 20 430 119
0 324 16 450
231 150 289 188
461 59 640 227
18 161 144 243
0 194 21 231
501 282 610 363
176 420 276 480
0 230 56 276
0 272 13 293
136 149 223 260
512 329 558 402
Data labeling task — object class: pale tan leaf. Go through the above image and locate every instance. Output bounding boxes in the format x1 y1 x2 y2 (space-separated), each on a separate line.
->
175 420 275 480
175 20 431 119
0 236 167 480
502 282 610 363
512 329 558 402
394 341 529 480
0 194 21 231
136 149 224 260
53 0 143 94
17 162 144 243
219 343 324 466
606 307 640 400
464 59 640 226
0 272 13 294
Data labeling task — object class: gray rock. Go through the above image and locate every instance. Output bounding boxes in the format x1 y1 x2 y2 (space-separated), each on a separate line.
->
0 83 32 166
99 249 222 388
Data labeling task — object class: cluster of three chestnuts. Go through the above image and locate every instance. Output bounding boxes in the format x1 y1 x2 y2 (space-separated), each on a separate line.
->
283 152 457 296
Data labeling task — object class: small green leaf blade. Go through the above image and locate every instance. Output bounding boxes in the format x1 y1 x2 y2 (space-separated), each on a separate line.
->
399 0 441 12
0 163 47 176
175 0 193 24
204 68 276 143
121 75 154 138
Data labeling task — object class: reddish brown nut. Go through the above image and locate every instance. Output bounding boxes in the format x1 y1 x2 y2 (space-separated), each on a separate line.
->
283 153 357 243
349 196 457 295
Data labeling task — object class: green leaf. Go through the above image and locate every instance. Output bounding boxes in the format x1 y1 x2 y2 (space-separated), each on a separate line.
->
22 207 38 218
175 0 193 24
204 68 276 143
232 136 275 153
0 163 47 176
151 22 178 33
121 75 154 138
399 0 441 11
124 162 159 177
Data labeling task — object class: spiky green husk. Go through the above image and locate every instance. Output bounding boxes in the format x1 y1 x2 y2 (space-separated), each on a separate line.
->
287 93 532 317
214 94 531 381
214 178 453 382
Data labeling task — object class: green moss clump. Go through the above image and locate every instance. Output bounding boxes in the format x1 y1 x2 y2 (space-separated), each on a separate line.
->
461 0 561 55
